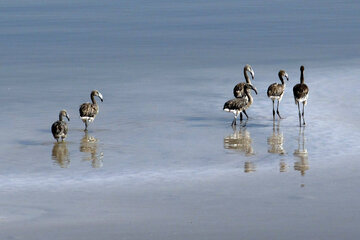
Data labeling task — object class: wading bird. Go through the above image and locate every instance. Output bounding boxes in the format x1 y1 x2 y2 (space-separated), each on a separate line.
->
223 83 257 126
233 64 255 120
51 110 70 142
79 90 103 130
267 70 289 119
293 66 309 126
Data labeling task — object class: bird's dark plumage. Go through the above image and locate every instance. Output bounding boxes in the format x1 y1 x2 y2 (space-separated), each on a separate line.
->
223 97 248 111
79 90 103 130
51 110 70 142
267 83 285 97
79 103 99 118
293 84 309 102
267 70 289 119
224 83 257 126
293 66 309 126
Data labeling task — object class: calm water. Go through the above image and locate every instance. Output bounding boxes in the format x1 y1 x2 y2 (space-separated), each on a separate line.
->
1 1 360 239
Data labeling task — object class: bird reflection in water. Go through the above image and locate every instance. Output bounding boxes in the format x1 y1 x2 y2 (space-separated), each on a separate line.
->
293 127 309 176
267 121 288 172
224 123 256 173
224 124 254 156
244 161 256 173
80 131 104 168
52 142 70 168
267 121 285 155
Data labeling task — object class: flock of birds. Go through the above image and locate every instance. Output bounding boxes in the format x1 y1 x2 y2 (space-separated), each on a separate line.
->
51 65 309 142
223 65 309 126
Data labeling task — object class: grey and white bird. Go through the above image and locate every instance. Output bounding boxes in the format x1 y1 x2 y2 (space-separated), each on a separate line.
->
224 83 257 126
233 64 255 120
79 90 103 131
293 66 309 126
267 70 289 119
51 110 70 142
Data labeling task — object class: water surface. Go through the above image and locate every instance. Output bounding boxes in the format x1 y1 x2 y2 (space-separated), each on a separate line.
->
1 0 360 239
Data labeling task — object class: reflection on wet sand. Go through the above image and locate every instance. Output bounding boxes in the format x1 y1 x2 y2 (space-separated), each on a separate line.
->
244 161 256 173
52 142 70 168
294 128 309 176
80 131 104 168
224 124 256 173
267 121 285 155
279 160 287 172
224 125 254 156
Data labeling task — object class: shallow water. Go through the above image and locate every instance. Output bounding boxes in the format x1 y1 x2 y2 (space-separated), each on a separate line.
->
1 0 360 239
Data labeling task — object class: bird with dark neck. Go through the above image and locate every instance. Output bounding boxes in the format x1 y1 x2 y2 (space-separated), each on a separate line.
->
224 83 257 126
51 110 70 142
79 90 104 131
233 64 255 121
267 70 289 119
293 66 309 126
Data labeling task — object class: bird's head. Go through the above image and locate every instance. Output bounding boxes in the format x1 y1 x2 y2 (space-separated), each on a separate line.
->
245 64 255 79
92 90 104 102
279 70 289 81
60 109 70 121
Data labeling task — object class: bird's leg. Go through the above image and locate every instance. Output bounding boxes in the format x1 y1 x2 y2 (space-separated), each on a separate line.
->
56 138 59 143
85 120 88 131
241 119 248 128
297 102 301 127
240 113 243 122
231 114 237 126
243 110 249 119
276 100 282 119
272 100 275 120
302 102 306 125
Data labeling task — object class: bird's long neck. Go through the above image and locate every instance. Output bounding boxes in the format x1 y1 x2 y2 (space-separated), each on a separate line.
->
278 73 285 85
300 70 304 84
91 93 97 105
244 68 251 84
245 89 253 104
59 113 64 121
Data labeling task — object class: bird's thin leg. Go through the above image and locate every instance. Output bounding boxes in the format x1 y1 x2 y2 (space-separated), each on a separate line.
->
241 119 248 128
243 110 249 119
272 100 275 120
231 113 237 126
56 138 59 143
297 102 301 127
240 113 243 121
276 100 282 119
302 102 306 125
85 120 88 131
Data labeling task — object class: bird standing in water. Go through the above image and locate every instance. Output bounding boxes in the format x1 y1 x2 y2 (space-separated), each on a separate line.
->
224 83 258 126
51 110 70 142
79 90 103 131
293 66 309 126
267 70 289 120
233 64 255 120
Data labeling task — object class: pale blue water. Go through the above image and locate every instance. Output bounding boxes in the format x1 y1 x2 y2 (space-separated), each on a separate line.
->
1 1 360 239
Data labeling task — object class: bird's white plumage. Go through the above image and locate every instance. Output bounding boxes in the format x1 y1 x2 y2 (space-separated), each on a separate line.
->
295 95 308 104
81 117 95 123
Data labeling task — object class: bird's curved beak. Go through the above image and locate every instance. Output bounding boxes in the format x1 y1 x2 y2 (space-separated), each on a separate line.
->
285 73 289 81
252 86 258 95
98 93 104 102
66 114 70 121
250 69 255 79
